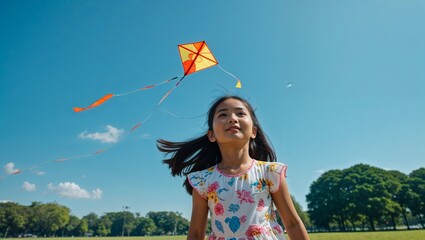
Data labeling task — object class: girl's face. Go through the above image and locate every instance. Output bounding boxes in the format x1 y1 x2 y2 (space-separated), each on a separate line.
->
208 98 257 144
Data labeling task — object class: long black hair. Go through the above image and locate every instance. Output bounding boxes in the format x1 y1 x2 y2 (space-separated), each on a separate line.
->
157 95 276 195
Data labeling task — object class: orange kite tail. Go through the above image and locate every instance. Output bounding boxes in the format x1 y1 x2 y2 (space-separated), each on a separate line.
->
95 149 106 155
73 94 114 112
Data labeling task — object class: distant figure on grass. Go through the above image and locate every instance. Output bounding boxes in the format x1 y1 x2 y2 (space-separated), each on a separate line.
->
158 95 309 240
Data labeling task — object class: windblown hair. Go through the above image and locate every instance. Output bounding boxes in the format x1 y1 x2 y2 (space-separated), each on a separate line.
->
157 95 276 195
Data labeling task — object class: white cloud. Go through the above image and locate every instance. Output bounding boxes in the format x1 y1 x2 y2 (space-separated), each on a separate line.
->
47 182 102 199
23 181 36 192
316 169 325 174
33 170 45 176
91 188 102 199
0 200 12 203
141 133 151 139
79 125 124 143
3 162 20 174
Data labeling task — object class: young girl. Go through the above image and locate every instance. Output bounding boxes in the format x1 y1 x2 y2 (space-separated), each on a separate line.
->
158 96 309 240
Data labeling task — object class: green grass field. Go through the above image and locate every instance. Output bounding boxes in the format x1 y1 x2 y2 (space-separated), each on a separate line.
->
308 230 425 240
13 230 424 240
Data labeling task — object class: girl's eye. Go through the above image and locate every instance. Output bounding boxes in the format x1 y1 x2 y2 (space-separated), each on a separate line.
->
238 112 247 116
217 113 227 118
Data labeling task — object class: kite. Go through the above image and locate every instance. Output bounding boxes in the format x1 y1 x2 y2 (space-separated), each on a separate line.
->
74 41 241 115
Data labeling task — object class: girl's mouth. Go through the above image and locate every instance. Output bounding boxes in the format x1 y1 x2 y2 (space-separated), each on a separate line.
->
226 126 240 131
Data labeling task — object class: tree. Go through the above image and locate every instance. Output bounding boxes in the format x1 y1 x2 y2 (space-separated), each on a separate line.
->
409 168 425 228
307 164 404 232
0 202 27 237
28 202 70 236
82 212 99 235
96 223 108 236
276 195 311 231
388 170 418 230
133 217 156 236
307 169 343 231
146 211 188 235
77 219 89 236
291 196 311 230
122 211 136 236
174 212 190 235
63 215 81 237
346 165 401 231
97 215 112 236
1 202 195 237
103 211 136 236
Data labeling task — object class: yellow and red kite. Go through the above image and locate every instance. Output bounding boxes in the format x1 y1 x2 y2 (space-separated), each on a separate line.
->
74 41 241 115
179 41 219 76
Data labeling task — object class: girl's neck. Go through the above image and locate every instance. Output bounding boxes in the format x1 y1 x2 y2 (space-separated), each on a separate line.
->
217 146 253 175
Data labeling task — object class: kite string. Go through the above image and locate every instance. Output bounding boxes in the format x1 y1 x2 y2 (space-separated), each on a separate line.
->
130 75 185 131
73 76 180 113
114 76 178 97
161 108 206 120
43 76 185 173
218 65 239 81
0 149 106 180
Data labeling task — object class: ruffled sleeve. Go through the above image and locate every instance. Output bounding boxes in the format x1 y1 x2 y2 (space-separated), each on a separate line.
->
267 162 287 193
187 170 208 199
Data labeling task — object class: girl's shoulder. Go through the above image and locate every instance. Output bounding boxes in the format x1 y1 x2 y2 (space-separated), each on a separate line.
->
187 165 216 179
253 160 287 177
187 166 217 199
253 159 287 170
253 160 287 193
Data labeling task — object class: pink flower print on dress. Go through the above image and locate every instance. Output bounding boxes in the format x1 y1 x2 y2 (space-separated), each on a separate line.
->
256 198 265 211
273 225 283 234
207 182 220 204
246 224 267 237
240 215 247 224
208 182 220 193
237 190 254 204
214 203 224 216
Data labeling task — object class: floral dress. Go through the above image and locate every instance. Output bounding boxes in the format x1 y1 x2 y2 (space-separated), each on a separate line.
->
188 160 288 240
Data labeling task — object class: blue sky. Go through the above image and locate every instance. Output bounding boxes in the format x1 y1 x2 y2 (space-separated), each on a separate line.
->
1 0 424 220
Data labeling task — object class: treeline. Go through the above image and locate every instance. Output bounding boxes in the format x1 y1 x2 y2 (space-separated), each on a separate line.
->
1 164 424 237
0 202 189 238
1 198 310 238
306 164 425 232
0 196 310 238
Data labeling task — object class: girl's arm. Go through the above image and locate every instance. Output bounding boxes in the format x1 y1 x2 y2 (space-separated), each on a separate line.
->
272 175 310 240
187 189 209 240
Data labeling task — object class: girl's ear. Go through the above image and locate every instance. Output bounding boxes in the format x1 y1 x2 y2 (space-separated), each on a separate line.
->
251 127 257 139
207 130 216 142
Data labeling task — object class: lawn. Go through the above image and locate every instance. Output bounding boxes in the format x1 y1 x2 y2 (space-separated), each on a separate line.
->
9 230 425 240
308 230 425 240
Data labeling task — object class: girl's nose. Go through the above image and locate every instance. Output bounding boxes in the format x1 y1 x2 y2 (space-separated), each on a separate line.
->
229 113 238 123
